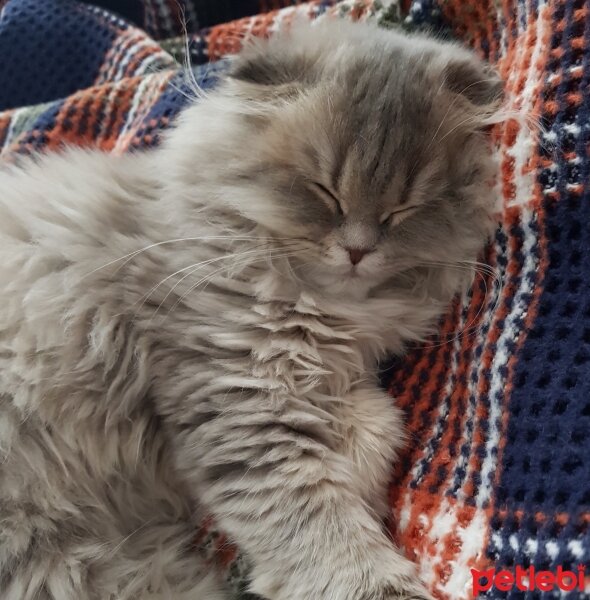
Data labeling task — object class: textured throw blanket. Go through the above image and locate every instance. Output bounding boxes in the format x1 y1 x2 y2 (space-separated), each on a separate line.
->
0 0 589 598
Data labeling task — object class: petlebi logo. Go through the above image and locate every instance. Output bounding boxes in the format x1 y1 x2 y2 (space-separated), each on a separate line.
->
471 565 587 595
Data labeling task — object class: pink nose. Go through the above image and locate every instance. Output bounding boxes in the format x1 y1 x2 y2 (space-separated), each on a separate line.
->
346 248 372 265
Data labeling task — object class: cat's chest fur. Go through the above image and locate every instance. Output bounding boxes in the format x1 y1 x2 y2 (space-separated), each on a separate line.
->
155 264 403 406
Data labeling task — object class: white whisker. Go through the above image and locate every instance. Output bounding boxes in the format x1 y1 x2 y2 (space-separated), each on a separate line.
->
83 235 308 279
407 259 503 348
165 248 306 317
146 242 303 319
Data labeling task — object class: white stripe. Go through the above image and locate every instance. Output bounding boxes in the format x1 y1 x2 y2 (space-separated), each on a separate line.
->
421 497 457 589
4 107 27 148
563 122 582 136
506 4 550 209
543 130 558 143
398 492 412 532
103 32 139 83
133 51 171 77
526 538 539 556
113 36 151 82
546 540 559 560
477 206 538 508
441 509 489 599
568 540 584 559
492 532 504 551
112 74 155 154
454 236 506 499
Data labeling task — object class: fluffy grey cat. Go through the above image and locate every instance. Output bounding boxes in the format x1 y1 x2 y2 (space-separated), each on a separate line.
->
0 19 502 600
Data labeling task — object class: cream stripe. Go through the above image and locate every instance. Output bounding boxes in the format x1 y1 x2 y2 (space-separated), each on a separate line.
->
4 108 26 148
442 509 489 599
455 236 505 500
477 205 538 508
112 75 155 154
506 3 550 209
114 37 153 81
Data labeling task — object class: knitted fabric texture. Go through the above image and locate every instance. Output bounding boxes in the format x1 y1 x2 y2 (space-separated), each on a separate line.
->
0 0 588 598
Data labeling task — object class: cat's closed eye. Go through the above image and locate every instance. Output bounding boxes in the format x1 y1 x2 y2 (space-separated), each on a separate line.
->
380 205 419 227
310 182 344 216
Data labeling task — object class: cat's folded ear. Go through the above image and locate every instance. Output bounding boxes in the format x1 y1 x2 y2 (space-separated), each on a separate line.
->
227 35 314 102
230 48 304 87
443 55 504 107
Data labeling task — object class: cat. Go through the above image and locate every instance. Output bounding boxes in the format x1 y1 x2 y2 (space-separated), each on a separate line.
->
0 18 503 600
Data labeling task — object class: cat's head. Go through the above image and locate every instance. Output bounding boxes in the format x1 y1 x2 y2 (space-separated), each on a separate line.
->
170 19 503 299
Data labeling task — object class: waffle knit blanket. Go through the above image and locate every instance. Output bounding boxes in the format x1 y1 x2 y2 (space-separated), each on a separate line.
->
0 0 589 598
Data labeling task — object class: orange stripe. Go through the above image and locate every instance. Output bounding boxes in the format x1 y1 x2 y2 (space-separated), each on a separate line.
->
572 37 585 50
418 276 489 494
45 94 85 150
495 2 542 204
122 45 158 79
207 20 246 62
0 109 13 149
391 304 459 418
99 80 138 151
96 32 140 85
462 206 522 500
389 304 462 491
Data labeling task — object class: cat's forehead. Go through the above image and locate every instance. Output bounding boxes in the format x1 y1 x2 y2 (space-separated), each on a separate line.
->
330 58 441 135
307 80 443 198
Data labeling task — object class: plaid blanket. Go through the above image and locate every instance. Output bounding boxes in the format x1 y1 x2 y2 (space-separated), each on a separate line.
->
0 0 589 598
